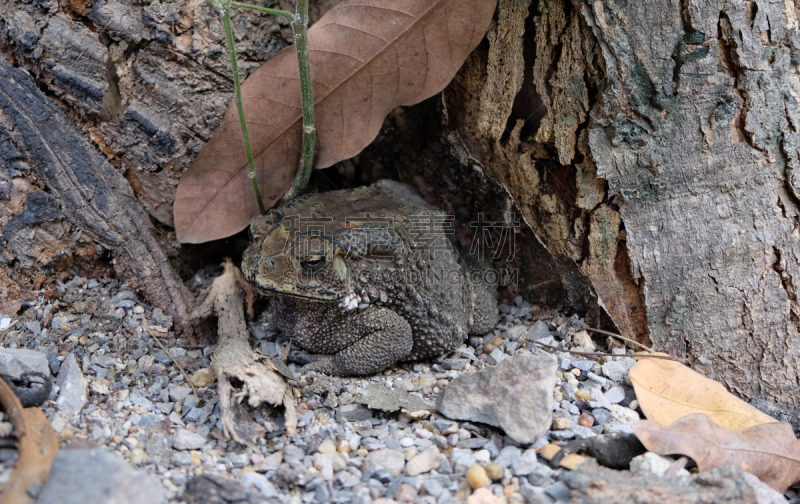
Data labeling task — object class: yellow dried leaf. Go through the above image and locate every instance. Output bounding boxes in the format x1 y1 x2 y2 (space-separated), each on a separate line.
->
629 355 777 430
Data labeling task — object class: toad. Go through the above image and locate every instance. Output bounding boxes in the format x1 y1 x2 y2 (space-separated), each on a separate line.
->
242 180 498 376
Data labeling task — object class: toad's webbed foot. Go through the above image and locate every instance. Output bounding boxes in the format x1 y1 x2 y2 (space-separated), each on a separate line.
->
286 346 323 366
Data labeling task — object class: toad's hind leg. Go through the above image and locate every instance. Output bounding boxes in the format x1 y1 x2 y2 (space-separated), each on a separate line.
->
302 308 412 376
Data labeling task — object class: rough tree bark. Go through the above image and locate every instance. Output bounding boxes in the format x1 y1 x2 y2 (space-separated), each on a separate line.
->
446 0 800 404
2 0 798 404
0 0 302 334
0 58 201 339
582 0 800 403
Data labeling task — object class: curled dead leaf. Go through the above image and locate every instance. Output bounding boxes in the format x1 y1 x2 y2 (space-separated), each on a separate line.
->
633 414 800 493
174 0 498 243
628 354 777 430
0 378 59 504
193 260 294 446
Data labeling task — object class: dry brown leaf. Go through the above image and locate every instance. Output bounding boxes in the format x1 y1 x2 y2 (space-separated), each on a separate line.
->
0 378 59 504
634 414 800 493
174 0 497 243
194 260 294 445
629 354 777 430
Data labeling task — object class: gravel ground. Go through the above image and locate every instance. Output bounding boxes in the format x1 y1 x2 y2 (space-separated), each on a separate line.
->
1 273 797 504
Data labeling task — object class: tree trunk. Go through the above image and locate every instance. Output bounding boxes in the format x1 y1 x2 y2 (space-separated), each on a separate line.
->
446 0 800 404
583 0 800 403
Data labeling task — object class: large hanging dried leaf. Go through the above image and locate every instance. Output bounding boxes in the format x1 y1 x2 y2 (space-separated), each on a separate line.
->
634 414 800 493
174 0 498 243
629 355 777 431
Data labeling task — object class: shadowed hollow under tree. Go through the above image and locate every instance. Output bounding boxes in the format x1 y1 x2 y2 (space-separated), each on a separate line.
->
1 0 799 406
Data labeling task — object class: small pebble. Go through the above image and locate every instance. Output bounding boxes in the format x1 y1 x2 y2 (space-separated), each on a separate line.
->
552 417 570 430
466 464 490 489
467 487 502 504
484 463 504 480
129 449 148 465
571 330 595 351
484 335 503 354
318 439 336 455
189 368 216 388
16 275 642 504
503 477 520 498
538 444 561 461
559 453 586 470
604 386 625 404
172 430 206 451
395 483 418 503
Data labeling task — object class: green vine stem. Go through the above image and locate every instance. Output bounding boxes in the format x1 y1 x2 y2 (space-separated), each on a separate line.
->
217 0 316 205
217 0 266 214
286 0 315 199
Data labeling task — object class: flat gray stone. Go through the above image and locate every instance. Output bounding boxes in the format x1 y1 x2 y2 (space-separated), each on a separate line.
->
364 449 405 477
172 429 207 450
356 384 434 413
37 448 167 504
405 445 441 476
241 472 279 498
604 386 625 404
511 449 542 476
436 351 557 444
0 348 50 378
494 446 522 468
528 321 551 340
168 385 192 403
55 352 87 417
442 358 470 371
487 348 507 365
422 477 444 497
450 448 476 469
601 357 637 382
335 403 373 423
564 459 767 503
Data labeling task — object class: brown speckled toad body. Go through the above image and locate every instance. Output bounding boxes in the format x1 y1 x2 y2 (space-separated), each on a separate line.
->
241 180 498 376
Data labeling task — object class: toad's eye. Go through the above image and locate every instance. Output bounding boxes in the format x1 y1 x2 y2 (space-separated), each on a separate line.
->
300 255 326 272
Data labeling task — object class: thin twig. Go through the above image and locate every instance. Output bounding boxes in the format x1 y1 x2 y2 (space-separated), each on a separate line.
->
533 341 683 363
143 321 200 404
231 1 291 17
281 339 292 362
217 0 266 214
585 326 653 352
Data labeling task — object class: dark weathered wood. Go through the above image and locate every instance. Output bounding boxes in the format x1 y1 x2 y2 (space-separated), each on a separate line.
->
0 58 200 339
1 0 288 226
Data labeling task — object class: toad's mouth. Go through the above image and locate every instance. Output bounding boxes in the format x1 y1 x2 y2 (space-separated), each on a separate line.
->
251 283 341 302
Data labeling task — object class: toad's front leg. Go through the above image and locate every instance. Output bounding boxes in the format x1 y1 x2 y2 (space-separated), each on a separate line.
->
301 307 412 376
